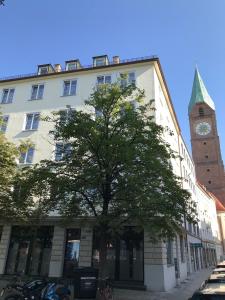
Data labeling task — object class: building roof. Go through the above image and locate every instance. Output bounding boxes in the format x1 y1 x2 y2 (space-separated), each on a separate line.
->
197 181 225 212
189 67 215 113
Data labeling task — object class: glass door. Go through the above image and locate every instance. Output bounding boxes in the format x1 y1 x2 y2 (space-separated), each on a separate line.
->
118 227 144 282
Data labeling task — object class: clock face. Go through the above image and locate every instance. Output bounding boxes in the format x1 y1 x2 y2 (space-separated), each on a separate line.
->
195 122 211 136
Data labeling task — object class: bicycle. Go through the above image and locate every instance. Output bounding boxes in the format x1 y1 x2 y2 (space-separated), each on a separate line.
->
97 277 114 300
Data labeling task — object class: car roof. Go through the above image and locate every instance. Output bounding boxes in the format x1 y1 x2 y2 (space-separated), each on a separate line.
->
200 283 225 294
208 274 225 281
213 268 225 272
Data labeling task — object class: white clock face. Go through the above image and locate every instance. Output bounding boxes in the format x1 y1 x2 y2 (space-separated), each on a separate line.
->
195 122 211 136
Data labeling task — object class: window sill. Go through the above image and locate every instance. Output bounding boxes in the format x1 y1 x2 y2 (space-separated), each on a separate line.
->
61 94 76 97
28 98 43 101
0 102 13 104
22 129 38 132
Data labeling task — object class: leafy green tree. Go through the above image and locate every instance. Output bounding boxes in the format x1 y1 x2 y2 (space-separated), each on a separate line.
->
0 115 35 220
21 81 197 275
0 1 5 6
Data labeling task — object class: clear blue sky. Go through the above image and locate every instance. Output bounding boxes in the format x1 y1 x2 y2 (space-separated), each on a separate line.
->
1 0 225 158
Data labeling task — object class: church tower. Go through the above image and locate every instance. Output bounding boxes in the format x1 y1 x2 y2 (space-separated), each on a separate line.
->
189 68 225 205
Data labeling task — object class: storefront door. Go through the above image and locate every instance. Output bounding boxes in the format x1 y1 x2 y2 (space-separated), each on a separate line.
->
92 226 144 282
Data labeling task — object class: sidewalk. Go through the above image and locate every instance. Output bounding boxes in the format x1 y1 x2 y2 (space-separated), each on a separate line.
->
114 268 213 300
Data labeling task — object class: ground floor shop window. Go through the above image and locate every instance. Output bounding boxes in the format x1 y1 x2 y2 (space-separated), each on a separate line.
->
5 226 53 276
63 228 81 277
166 239 173 265
180 235 185 263
92 226 144 282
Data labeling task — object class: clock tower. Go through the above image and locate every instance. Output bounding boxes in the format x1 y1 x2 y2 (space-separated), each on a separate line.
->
189 68 225 205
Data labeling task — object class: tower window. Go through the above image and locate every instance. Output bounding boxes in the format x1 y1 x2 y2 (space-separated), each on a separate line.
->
207 169 210 172
203 142 207 145
199 107 204 116
205 155 208 159
208 180 211 184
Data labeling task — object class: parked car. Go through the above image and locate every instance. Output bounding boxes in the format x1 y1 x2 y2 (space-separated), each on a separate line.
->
215 261 225 268
212 268 225 274
189 282 225 299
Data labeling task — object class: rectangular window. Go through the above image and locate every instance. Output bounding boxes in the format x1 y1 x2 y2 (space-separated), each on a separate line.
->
166 239 173 265
63 228 81 277
0 115 9 133
180 236 185 263
63 80 77 96
97 75 111 85
95 57 106 66
30 84 44 100
120 72 136 87
1 88 15 104
5 226 53 276
25 113 40 130
66 62 77 71
38 67 48 75
19 147 34 164
55 143 72 161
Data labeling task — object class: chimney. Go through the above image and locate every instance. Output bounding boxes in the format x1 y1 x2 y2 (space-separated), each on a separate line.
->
54 64 62 72
113 56 120 64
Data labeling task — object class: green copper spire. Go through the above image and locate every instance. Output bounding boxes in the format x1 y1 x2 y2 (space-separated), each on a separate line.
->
189 67 215 113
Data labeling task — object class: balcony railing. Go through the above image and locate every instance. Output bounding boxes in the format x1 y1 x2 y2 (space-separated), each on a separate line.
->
0 55 158 82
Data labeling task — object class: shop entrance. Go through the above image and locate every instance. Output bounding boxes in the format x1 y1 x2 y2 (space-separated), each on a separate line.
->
92 226 144 282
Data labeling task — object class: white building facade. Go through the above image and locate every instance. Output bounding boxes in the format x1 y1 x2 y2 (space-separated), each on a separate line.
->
0 55 223 291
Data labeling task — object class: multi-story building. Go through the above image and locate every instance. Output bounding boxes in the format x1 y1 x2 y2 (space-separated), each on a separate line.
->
0 55 223 291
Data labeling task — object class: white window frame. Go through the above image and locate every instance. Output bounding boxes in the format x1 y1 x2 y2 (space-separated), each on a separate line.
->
96 74 112 85
66 62 77 71
38 66 48 75
24 112 40 131
95 57 106 67
30 84 44 100
19 147 35 164
1 88 15 104
62 79 77 96
0 115 9 133
120 72 136 87
54 143 72 161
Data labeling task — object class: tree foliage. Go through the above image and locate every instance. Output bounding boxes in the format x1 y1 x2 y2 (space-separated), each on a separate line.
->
18 81 197 273
0 0 5 6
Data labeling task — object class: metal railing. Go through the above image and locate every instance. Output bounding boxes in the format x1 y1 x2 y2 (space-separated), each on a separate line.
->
0 55 158 82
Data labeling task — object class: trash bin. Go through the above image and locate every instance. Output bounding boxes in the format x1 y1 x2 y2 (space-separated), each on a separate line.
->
73 267 98 299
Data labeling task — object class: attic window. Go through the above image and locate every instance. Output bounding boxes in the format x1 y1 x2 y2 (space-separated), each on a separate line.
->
203 142 207 145
199 107 204 116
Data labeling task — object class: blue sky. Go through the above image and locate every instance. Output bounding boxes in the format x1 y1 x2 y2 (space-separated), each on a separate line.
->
0 0 225 157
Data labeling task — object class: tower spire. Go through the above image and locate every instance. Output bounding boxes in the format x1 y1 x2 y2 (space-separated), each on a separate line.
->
188 68 215 113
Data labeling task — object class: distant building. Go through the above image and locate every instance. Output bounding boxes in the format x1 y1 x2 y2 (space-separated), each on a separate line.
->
189 68 225 205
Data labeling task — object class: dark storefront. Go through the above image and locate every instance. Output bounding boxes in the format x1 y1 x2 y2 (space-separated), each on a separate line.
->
92 227 144 282
5 226 53 276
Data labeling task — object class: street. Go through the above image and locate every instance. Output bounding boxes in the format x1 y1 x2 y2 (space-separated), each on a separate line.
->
114 268 213 300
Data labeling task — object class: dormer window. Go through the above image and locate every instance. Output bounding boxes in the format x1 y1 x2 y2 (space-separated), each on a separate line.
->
65 60 81 71
37 64 54 75
93 55 109 67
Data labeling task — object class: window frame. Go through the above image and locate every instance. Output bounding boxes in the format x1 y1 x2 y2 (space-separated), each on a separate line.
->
54 142 72 161
0 115 9 133
1 88 15 104
24 112 40 131
62 79 77 97
120 71 136 87
96 74 112 85
30 84 45 101
19 147 35 164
